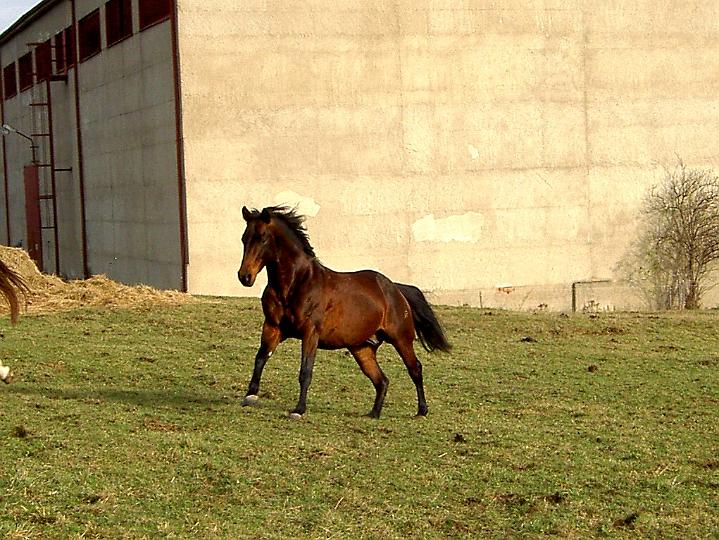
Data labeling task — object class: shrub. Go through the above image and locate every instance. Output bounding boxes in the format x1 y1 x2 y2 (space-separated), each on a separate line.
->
618 159 719 309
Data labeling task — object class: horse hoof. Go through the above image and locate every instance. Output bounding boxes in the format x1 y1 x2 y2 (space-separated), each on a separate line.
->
0 367 12 384
242 394 259 406
414 413 427 420
2 370 13 384
288 412 303 421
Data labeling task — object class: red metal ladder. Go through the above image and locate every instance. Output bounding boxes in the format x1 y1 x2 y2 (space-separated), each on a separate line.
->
26 39 72 275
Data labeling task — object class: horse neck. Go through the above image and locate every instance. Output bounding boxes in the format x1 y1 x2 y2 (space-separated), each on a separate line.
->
266 234 316 298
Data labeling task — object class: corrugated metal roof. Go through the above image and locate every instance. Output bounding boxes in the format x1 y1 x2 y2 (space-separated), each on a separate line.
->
0 0 64 47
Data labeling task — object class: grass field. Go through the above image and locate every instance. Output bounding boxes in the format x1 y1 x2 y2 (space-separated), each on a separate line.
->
1 298 718 539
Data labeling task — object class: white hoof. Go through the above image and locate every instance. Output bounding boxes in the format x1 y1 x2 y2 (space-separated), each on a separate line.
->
0 365 11 383
288 412 303 421
1 369 13 384
242 394 259 406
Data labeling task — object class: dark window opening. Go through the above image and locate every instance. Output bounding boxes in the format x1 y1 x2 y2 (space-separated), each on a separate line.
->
3 63 17 100
139 0 171 30
78 9 101 62
64 26 76 69
36 40 52 82
106 0 133 46
54 31 66 73
18 52 33 91
54 32 66 73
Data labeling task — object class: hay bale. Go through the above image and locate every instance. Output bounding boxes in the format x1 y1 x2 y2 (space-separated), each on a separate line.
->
0 246 192 315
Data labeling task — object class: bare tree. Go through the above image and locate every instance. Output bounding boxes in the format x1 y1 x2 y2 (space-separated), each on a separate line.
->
618 159 719 309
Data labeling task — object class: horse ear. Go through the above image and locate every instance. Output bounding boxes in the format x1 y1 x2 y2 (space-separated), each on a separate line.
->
242 206 252 222
260 208 271 223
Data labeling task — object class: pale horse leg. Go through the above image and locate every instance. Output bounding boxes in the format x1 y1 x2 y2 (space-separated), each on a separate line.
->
0 361 13 384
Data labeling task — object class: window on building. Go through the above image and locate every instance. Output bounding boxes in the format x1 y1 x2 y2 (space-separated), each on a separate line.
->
63 26 76 69
54 31 66 74
78 9 101 62
35 39 52 82
3 63 17 100
18 52 33 91
139 0 171 31
106 0 133 47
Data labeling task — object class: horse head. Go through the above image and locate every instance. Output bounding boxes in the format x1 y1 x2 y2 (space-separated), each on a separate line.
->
238 206 273 287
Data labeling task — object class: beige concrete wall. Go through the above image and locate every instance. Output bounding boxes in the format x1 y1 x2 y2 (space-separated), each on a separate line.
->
177 1 718 309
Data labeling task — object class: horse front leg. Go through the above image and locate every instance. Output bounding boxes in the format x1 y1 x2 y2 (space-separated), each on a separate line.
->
243 322 282 406
290 332 319 419
0 362 13 384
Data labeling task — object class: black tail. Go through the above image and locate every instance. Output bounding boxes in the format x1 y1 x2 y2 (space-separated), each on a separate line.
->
395 283 451 353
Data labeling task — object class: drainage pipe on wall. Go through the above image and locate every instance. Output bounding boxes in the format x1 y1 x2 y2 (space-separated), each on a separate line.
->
170 0 189 292
70 0 89 278
0 48 11 244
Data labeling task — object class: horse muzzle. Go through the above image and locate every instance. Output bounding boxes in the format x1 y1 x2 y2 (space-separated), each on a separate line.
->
238 270 255 287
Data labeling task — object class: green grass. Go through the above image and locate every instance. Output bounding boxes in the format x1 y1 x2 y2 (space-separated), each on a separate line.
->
1 299 718 539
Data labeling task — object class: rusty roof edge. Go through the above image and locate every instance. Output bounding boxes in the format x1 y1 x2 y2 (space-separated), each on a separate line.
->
0 0 65 49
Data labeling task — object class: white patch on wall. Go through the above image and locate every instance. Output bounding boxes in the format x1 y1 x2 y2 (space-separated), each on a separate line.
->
411 213 484 243
467 144 480 160
273 191 321 217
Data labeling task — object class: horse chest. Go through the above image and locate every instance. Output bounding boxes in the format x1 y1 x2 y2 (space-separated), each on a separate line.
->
264 285 318 324
277 302 318 337
278 312 301 334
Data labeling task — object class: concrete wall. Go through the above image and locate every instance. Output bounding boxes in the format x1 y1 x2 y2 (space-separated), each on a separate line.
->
52 56 85 280
5 1 718 307
1 0 183 289
178 0 719 309
75 0 182 288
0 0 79 276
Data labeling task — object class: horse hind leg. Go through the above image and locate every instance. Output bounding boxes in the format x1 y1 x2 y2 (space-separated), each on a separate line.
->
349 344 388 418
0 363 13 384
392 339 428 417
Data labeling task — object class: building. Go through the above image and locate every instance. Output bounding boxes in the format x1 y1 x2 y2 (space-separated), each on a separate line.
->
1 0 182 291
1 1 718 310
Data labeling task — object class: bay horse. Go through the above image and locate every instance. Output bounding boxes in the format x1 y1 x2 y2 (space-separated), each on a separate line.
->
0 259 29 384
238 206 450 419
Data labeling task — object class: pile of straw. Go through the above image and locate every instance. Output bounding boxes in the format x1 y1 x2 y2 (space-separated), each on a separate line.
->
0 246 191 315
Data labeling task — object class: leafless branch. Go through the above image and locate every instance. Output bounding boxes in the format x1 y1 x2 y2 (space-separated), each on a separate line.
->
617 158 719 309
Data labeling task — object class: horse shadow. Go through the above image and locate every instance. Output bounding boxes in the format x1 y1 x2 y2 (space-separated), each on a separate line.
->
4 384 232 409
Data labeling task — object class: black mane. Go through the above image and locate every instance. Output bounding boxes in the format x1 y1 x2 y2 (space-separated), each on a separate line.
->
251 206 316 258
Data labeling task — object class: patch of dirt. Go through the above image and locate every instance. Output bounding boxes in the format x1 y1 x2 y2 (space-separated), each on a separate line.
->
143 417 183 432
463 496 486 508
13 425 29 438
453 432 467 443
494 493 529 507
574 325 626 336
613 512 640 529
82 493 109 504
654 344 681 352
0 246 191 316
543 492 566 504
699 356 718 367
28 513 57 525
